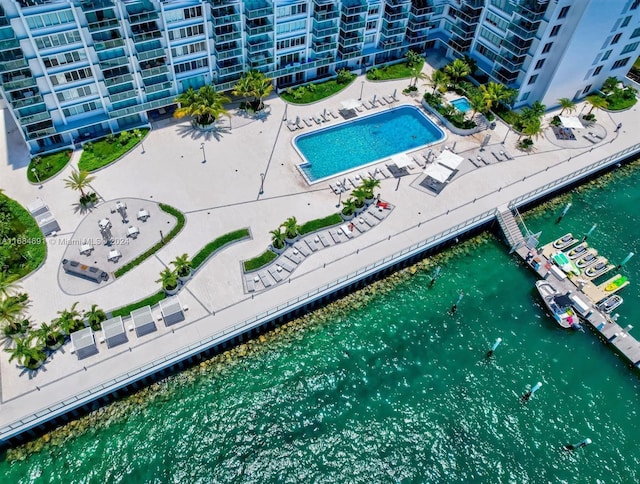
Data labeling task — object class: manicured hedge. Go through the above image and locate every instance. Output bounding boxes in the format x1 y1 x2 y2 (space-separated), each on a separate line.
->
110 290 166 318
192 228 250 269
114 203 185 278
78 128 149 172
243 250 277 272
298 214 342 235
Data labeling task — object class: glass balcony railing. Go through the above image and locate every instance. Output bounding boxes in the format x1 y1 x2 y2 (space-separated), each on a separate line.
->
12 94 44 109
313 41 337 53
108 97 172 119
448 36 472 53
0 38 20 50
245 6 273 20
144 81 172 94
217 64 244 76
450 23 474 40
142 74 169 86
381 23 406 36
109 90 138 103
132 31 162 44
104 73 133 86
408 19 430 31
214 13 241 25
0 58 28 72
314 9 339 22
94 38 124 51
99 57 129 68
128 11 159 25
218 47 244 60
496 54 524 72
137 48 165 61
19 111 51 125
80 0 115 13
493 67 519 84
340 19 365 31
248 56 273 69
246 39 272 54
339 35 363 47
88 18 119 33
140 65 168 78
501 37 532 56
215 31 241 43
246 23 271 36
27 127 56 140
508 21 539 41
3 76 36 91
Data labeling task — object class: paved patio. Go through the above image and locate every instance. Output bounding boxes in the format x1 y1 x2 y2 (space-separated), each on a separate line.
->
0 64 637 429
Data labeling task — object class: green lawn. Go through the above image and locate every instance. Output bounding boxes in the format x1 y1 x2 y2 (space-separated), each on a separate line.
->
0 193 47 278
78 128 149 172
280 77 355 104
243 249 277 272
603 92 637 111
27 150 72 183
298 214 342 235
366 60 424 81
192 228 250 269
114 203 185 278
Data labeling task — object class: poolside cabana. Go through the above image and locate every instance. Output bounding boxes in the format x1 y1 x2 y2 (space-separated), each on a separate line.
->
435 150 464 171
424 163 453 183
70 327 98 360
159 297 185 326
101 316 128 348
391 153 413 169
559 116 583 130
130 306 157 337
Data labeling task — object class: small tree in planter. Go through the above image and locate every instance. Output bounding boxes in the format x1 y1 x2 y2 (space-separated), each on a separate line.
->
7 335 47 370
270 228 286 254
34 321 66 351
156 267 179 295
65 169 97 207
85 304 107 331
341 197 357 221
360 177 381 203
172 253 192 282
281 216 300 244
351 186 369 212
55 302 85 335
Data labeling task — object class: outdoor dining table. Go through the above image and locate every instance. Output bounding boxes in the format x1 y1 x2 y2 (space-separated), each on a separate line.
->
127 226 140 238
99 218 111 229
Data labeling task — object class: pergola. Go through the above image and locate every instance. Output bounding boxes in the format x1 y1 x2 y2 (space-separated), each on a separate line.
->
159 297 185 327
70 327 98 360
130 306 157 337
101 316 128 348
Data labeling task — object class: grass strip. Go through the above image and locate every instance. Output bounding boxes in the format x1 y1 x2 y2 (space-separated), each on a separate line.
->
78 128 149 172
243 249 277 272
27 150 73 183
280 77 355 104
298 213 342 235
366 60 424 81
110 290 166 318
114 203 185 278
192 228 250 269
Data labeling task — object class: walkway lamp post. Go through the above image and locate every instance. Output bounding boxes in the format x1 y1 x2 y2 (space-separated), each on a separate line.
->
31 167 40 185
200 142 206 163
359 81 365 101
259 172 265 195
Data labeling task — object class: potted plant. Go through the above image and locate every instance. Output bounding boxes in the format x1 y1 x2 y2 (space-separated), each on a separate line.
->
7 335 47 370
270 228 286 254
85 304 107 331
351 186 369 214
360 177 380 205
172 253 193 283
281 216 300 245
156 267 179 295
34 321 66 351
54 302 85 335
341 197 357 221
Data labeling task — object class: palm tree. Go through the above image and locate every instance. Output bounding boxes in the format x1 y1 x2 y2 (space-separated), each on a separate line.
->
529 101 546 118
0 294 29 334
585 94 608 115
171 253 192 278
85 304 107 331
232 73 253 108
480 82 515 111
409 67 428 88
281 216 300 239
341 197 358 217
0 271 21 299
360 177 381 199
34 321 65 350
270 228 286 250
7 335 46 369
174 85 231 125
444 58 471 86
156 267 179 292
248 70 274 111
405 49 422 68
64 169 95 198
467 89 488 118
520 116 544 141
55 302 84 335
558 97 576 115
351 186 369 208
424 70 450 94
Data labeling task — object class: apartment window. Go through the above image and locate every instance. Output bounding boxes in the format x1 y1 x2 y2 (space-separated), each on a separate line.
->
366 20 376 30
174 58 208 74
521 92 530 101
26 10 74 29
621 42 639 54
550 25 561 37
534 59 545 70
631 0 640 10
592 65 603 76
583 84 592 94
368 7 379 16
558 6 570 19
612 57 631 69
49 67 93 86
611 33 622 44
43 50 86 69
168 24 204 40
632 28 640 39
364 34 375 44
528 74 538 85
62 101 100 117
171 41 206 57
275 20 305 34
602 49 613 61
542 42 552 54
621 16 632 28
276 4 306 18
35 31 82 50
56 84 98 102
276 36 305 50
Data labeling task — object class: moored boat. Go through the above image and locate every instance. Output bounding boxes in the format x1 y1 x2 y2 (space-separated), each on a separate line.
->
552 252 581 276
553 233 577 250
576 249 598 268
597 294 623 313
535 280 583 330
585 258 610 278
605 275 628 292
567 242 588 259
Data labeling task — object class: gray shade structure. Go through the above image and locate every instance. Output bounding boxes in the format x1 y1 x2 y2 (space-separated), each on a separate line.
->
159 297 185 327
70 327 98 360
101 316 127 348
130 306 156 337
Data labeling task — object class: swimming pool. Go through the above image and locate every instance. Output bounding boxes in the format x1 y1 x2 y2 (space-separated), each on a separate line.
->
451 97 471 113
294 105 445 183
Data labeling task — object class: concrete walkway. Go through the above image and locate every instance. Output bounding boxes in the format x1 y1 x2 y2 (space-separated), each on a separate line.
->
0 68 638 430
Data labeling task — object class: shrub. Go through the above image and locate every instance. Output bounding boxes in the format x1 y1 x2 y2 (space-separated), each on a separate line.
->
582 113 596 121
243 250 277 272
119 131 130 145
298 214 343 235
105 133 116 144
27 149 72 183
518 138 534 151
78 128 149 171
191 228 250 269
550 115 562 127
110 291 166 318
336 68 354 84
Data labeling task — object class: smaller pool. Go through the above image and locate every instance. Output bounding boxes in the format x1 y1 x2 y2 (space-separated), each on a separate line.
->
451 97 471 113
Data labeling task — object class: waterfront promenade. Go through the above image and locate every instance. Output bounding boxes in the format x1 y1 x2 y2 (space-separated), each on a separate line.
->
0 72 639 443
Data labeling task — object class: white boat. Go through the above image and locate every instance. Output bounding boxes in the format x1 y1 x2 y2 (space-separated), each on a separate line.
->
575 249 598 268
597 295 623 314
567 242 589 260
535 280 583 330
585 258 610 278
553 233 577 250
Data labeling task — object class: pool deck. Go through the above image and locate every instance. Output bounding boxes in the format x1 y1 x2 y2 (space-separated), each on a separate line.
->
1 68 639 443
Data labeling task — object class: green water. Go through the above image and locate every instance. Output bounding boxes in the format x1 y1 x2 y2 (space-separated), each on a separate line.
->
3 165 640 483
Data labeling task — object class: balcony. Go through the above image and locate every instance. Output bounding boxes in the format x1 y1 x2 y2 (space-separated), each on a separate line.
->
128 11 159 25
314 7 339 22
341 0 367 16
88 18 119 33
144 81 172 94
132 31 162 44
501 36 533 56
508 21 539 41
218 47 244 60
99 57 129 69
339 35 363 47
246 21 271 37
246 38 272 54
454 8 481 25
19 111 51 126
28 127 57 140
218 64 244 76
245 6 273 21
514 3 548 23
340 17 365 32
496 53 525 72
448 36 472 53
137 48 165 62
408 19 430 31
140 65 168 78
313 41 337 53
450 23 475 40
143 74 169 86
313 19 338 37
380 38 402 49
215 30 241 43
0 58 28 72
12 94 44 109
3 76 36 91
104 73 133 87
0 38 20 50
381 22 406 37
94 38 124 51
80 0 115 13
247 55 273 69
214 13 241 26
109 90 138 103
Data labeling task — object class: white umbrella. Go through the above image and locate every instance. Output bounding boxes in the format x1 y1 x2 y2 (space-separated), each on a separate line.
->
392 89 397 99
323 108 327 118
436 150 464 171
372 94 377 105
423 163 453 183
391 153 412 168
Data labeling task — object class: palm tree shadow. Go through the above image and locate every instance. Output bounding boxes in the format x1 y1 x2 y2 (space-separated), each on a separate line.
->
19 361 48 379
72 202 93 215
175 123 230 142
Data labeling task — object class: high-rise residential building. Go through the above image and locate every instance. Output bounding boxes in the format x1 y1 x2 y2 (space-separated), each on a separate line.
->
0 0 638 155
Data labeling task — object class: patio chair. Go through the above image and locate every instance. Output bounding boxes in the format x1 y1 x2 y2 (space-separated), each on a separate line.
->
286 120 297 132
378 97 387 106
469 158 482 168
312 115 323 124
137 209 150 221
412 156 426 168
328 109 339 119
354 105 363 113
303 118 313 127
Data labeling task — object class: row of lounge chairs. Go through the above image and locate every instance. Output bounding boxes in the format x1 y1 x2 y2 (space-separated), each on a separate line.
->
583 131 604 144
286 110 339 131
329 167 392 195
467 150 514 168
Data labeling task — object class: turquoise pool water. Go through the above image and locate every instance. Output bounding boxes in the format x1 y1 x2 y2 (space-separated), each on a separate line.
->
451 97 471 113
295 105 445 182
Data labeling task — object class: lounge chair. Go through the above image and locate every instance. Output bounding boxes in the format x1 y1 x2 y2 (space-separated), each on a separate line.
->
591 131 604 140
318 233 331 247
294 242 311 257
377 166 391 178
383 96 395 104
303 118 313 127
258 271 272 288
412 156 426 168
246 277 255 292
328 109 339 119
354 105 363 113
362 101 373 110
286 122 297 132
347 177 359 188
378 97 387 106
469 157 482 168
479 156 490 166
268 267 283 283
492 152 502 162
500 150 513 160
312 115 323 124
329 183 342 195
582 135 597 144
280 260 295 272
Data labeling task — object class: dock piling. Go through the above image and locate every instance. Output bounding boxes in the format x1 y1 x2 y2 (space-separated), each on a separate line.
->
521 381 542 402
486 337 502 358
582 224 597 242
617 252 634 269
563 438 592 451
556 203 572 223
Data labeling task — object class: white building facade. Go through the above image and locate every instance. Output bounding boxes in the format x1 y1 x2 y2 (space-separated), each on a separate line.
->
0 0 638 154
